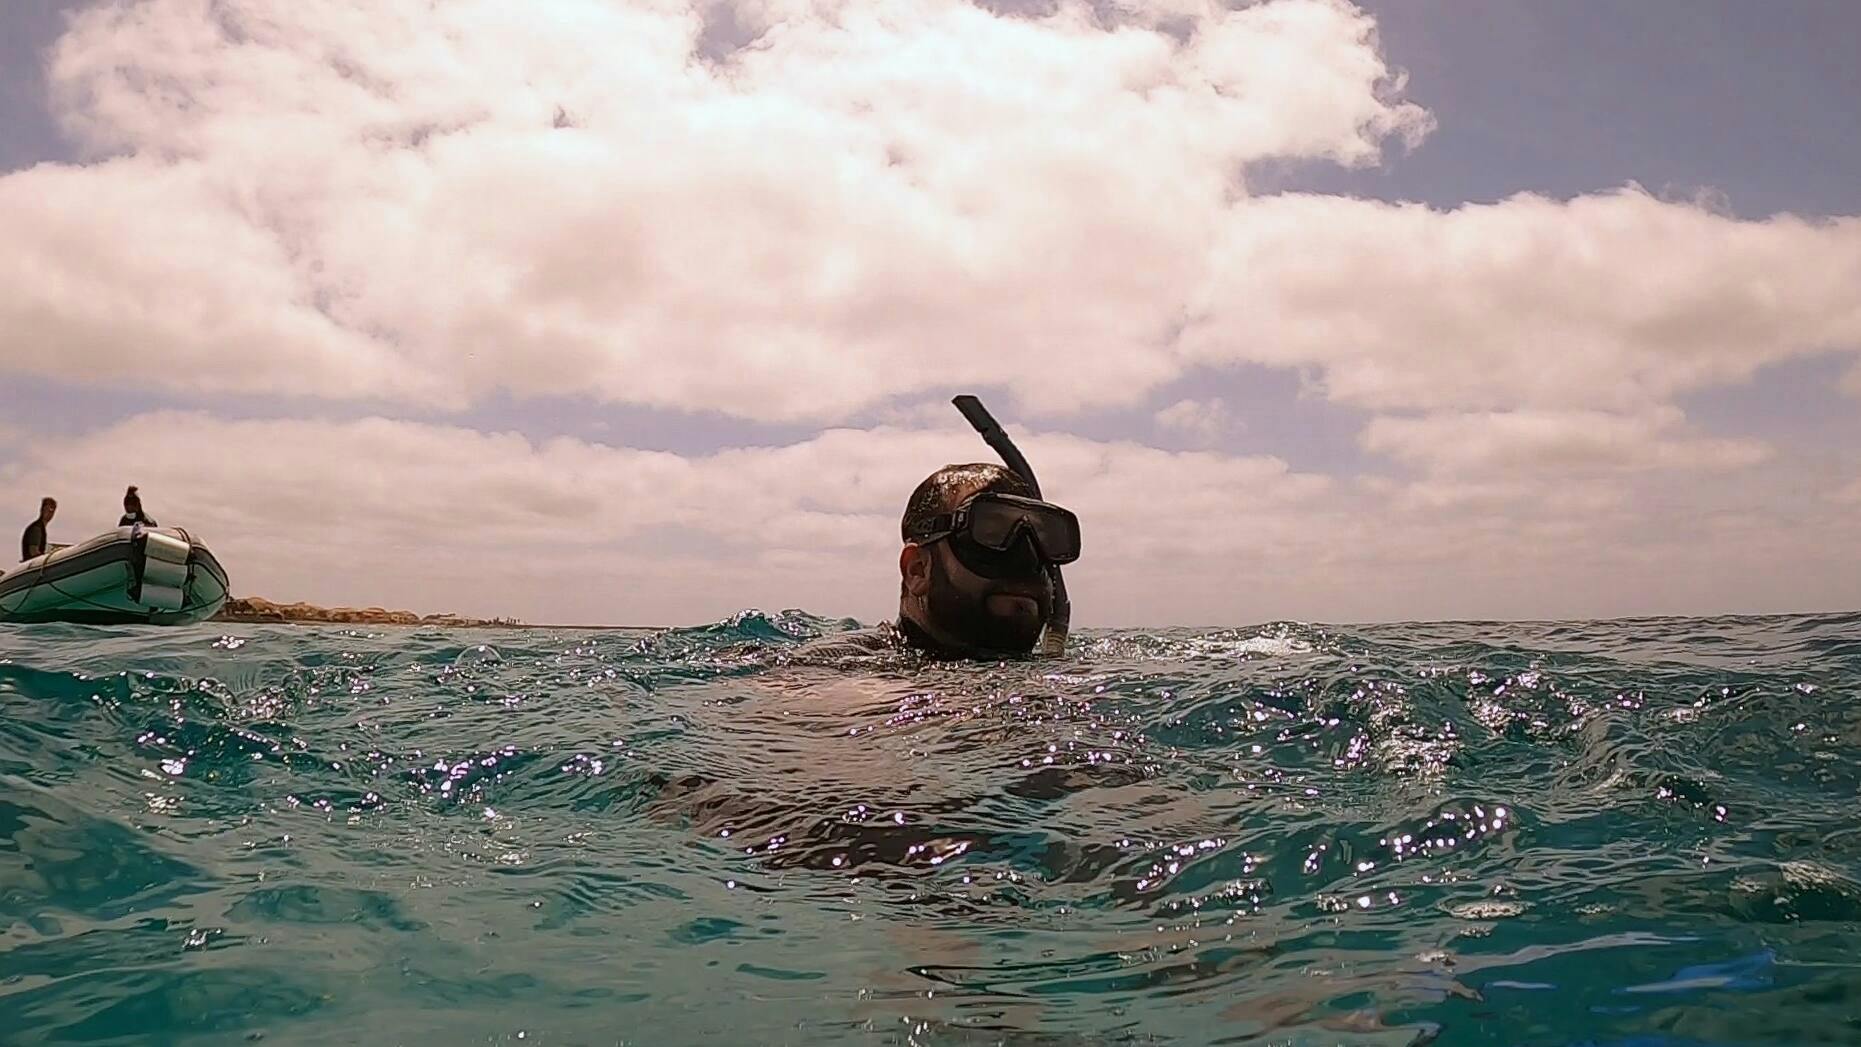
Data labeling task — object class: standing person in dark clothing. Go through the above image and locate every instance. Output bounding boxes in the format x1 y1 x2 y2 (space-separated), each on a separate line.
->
119 486 157 528
21 497 56 562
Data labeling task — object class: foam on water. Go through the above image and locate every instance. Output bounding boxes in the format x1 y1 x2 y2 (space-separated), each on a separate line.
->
3 612 1861 1045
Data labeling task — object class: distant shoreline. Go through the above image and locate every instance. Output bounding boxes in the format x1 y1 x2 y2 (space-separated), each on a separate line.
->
212 596 638 631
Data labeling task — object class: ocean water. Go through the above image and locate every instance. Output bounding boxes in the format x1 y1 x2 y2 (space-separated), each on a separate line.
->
3 612 1861 1046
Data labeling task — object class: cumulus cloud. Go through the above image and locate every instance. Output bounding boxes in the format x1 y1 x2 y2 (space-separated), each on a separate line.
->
0 412 1335 623
7 412 1854 625
1185 189 1861 414
1154 397 1233 442
1359 472 1633 517
0 0 1427 421
1843 361 1861 400
4 0 1855 431
3 0 1858 623
1360 406 1770 476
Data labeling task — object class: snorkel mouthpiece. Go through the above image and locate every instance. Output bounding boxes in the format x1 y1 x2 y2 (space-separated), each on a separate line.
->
952 395 1071 656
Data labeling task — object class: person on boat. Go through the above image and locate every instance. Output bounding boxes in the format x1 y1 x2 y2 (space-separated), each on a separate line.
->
119 486 157 528
20 497 56 562
793 463 1081 661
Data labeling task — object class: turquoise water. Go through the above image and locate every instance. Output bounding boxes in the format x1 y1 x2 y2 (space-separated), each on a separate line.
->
3 612 1860 1045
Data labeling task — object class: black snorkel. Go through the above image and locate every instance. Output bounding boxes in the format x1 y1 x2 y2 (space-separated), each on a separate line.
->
952 395 1071 656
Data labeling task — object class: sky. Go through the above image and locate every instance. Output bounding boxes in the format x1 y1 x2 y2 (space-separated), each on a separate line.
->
1 0 1858 627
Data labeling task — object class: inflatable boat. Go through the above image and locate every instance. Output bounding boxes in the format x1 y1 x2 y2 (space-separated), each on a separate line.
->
0 526 230 626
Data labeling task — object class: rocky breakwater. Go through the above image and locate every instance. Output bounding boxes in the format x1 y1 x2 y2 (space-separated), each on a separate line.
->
215 596 522 628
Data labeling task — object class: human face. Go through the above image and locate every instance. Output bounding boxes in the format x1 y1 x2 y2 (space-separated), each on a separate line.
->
921 535 1052 655
40 503 56 524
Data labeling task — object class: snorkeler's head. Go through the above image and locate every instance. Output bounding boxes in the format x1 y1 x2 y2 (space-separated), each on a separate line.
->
900 464 1035 542
898 463 1069 657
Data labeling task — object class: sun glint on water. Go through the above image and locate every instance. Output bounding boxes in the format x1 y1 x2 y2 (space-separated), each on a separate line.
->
3 612 1860 1045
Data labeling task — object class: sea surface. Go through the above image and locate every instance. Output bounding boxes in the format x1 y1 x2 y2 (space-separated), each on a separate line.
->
3 612 1861 1046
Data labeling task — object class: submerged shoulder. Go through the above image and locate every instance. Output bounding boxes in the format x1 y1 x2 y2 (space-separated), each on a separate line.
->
781 622 913 665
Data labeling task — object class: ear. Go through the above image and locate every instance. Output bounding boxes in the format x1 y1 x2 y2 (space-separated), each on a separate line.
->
899 543 933 598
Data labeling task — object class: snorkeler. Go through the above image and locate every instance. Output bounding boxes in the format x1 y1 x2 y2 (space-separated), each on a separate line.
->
901 396 1077 657
893 462 1080 657
796 397 1080 661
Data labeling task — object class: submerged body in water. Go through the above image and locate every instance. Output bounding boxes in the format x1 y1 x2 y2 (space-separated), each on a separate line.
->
2 611 1859 1045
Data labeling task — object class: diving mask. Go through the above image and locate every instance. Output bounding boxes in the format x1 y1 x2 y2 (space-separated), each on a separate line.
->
906 492 1081 579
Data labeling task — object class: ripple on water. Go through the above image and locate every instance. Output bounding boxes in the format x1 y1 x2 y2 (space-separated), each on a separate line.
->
2 611 1860 1044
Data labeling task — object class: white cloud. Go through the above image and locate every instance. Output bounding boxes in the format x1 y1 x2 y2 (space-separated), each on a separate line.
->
0 159 436 401
1360 407 1770 476
7 411 1855 626
1359 473 1632 516
4 1 1856 434
1833 477 1861 506
1185 189 1861 415
1154 397 1233 442
0 0 1427 421
0 412 1334 624
3 1 1857 624
1842 360 1861 400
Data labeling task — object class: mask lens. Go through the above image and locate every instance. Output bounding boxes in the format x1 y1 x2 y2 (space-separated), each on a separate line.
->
948 531 1044 580
966 500 1022 550
1028 509 1080 563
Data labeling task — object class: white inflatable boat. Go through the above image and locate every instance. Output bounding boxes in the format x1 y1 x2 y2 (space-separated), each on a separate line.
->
0 526 230 626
